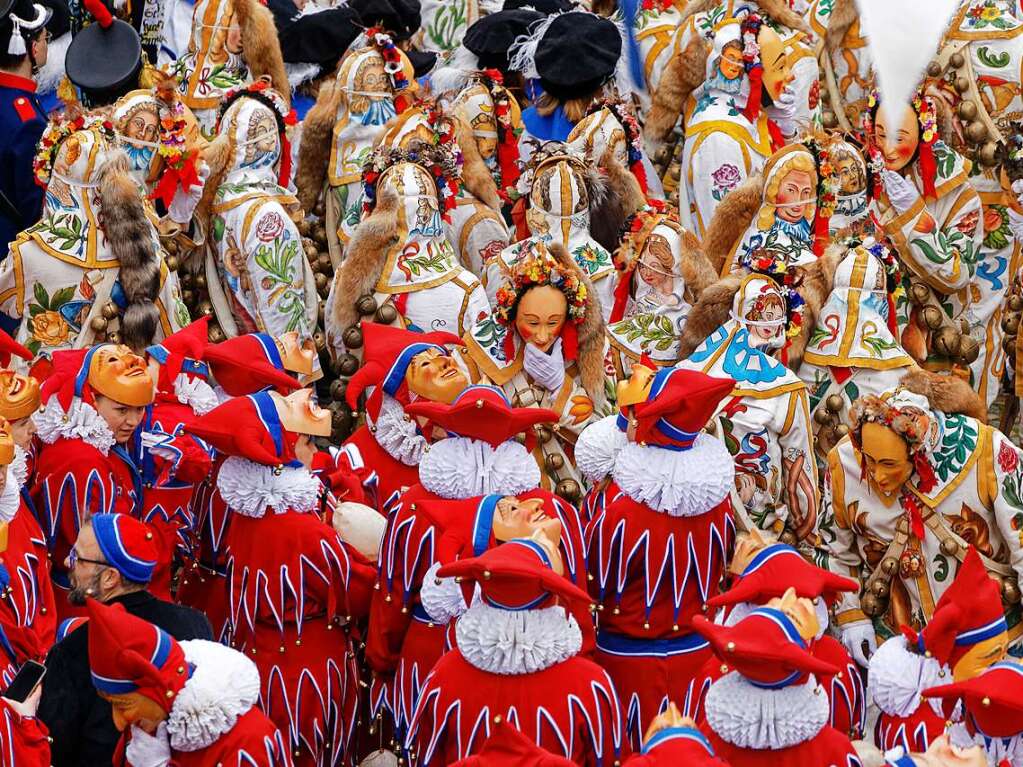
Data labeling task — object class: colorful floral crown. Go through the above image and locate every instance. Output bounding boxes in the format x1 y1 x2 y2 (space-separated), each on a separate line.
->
216 79 298 187
584 97 648 192
800 135 839 254
609 199 680 321
493 242 588 329
148 80 200 208
366 27 411 94
34 113 116 187
476 68 522 198
739 249 807 340
738 12 766 122
362 139 463 219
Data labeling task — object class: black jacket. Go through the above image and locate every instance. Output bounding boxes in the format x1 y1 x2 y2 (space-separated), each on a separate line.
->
38 591 213 767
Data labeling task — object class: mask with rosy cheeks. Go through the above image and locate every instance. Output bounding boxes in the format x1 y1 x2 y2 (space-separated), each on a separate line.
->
758 26 794 102
404 348 467 404
719 41 744 81
271 388 332 437
0 370 40 422
737 281 787 350
528 522 564 576
766 587 820 641
88 345 155 407
860 421 914 496
727 528 774 575
100 692 169 733
0 418 14 468
515 285 568 352
491 497 548 542
875 103 920 172
275 331 317 376
773 169 815 224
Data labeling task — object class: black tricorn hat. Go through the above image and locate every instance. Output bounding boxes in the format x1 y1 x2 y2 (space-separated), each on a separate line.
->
464 8 543 73
65 0 141 106
534 11 620 101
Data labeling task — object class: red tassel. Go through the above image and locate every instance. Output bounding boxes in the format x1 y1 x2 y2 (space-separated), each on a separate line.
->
913 452 937 494
885 295 899 338
918 142 937 201
82 0 113 28
393 293 408 320
561 322 578 362
497 133 520 194
609 267 634 323
901 490 926 540
813 210 829 258
278 133 292 189
502 329 516 364
149 153 199 209
766 119 785 152
510 197 530 241
630 159 648 195
743 65 764 123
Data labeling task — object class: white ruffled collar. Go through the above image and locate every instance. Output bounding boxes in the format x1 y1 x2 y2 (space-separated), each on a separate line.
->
575 415 626 484
370 392 427 467
949 720 1023 766
612 434 735 516
8 446 27 491
167 639 261 751
455 601 582 675
419 437 540 499
705 672 829 750
173 374 220 416
0 458 21 523
867 635 948 719
216 456 322 518
34 397 116 455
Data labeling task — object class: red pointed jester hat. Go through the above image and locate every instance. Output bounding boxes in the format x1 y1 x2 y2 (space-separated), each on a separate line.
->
204 333 303 396
0 328 31 369
185 390 301 467
924 660 1023 740
631 367 735 450
145 316 210 392
449 720 576 766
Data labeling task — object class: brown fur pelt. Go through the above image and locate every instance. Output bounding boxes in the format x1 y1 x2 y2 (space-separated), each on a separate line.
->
295 79 341 212
644 34 709 146
678 0 811 34
676 273 744 361
329 186 399 342
233 0 291 109
702 173 764 275
453 114 502 210
194 133 234 242
825 0 858 52
98 151 161 352
785 244 843 369
679 228 720 300
547 241 607 407
590 149 645 255
900 366 988 423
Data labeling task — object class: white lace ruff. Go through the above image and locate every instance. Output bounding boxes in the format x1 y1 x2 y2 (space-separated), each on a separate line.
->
575 415 626 484
705 672 829 750
34 398 115 455
867 635 948 718
174 374 220 416
419 438 540 499
0 459 21 523
455 601 582 675
724 599 829 641
371 393 427 467
612 434 735 516
167 639 261 751
9 446 27 491
216 456 322 518
420 561 480 624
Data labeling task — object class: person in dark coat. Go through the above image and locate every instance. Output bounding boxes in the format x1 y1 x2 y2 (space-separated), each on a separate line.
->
37 513 213 767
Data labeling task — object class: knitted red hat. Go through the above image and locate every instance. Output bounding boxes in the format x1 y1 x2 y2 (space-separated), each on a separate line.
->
185 391 300 467
405 385 557 449
86 599 190 713
693 608 839 688
448 721 575 766
204 334 303 396
901 547 1007 669
631 368 735 450
345 322 464 420
924 660 1023 740
707 543 859 609
438 538 591 611
146 317 210 393
0 329 32 369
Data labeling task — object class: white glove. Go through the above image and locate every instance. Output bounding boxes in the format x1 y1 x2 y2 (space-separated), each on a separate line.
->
139 430 178 462
125 722 171 767
840 620 877 668
1008 207 1023 243
168 162 210 225
880 169 921 215
522 338 565 393
769 84 800 138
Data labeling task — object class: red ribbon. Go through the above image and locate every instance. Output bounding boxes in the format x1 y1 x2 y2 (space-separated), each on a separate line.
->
918 141 937 201
743 65 764 123
149 152 199 209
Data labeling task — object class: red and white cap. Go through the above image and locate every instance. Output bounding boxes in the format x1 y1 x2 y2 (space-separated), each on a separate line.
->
631 368 735 450
924 660 1023 740
145 317 210 392
204 333 303 396
0 328 31 369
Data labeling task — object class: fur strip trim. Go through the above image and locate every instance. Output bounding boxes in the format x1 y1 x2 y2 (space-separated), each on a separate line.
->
825 0 858 52
575 415 626 483
867 635 947 718
372 392 427 466
590 149 645 256
644 33 709 146
35 398 115 455
454 114 502 210
702 173 764 276
168 639 261 751
9 446 27 490
99 151 161 352
456 601 582 675
420 561 479 624
785 243 843 369
329 186 399 345
705 672 829 750
419 438 541 499
295 78 341 212
612 434 734 516
547 241 607 407
900 367 987 423
676 274 744 361
234 0 291 108
216 456 322 517
174 373 220 415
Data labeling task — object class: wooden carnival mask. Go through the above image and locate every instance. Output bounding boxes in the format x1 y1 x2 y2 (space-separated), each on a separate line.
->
271 388 332 437
101 691 169 733
0 370 40 423
515 285 568 353
758 26 794 103
404 347 467 404
491 496 563 558
767 587 820 642
89 345 155 407
275 331 317 376
860 421 915 497
875 102 920 172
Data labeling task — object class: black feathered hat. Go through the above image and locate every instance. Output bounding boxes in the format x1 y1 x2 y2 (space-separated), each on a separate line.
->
65 0 141 106
464 8 543 74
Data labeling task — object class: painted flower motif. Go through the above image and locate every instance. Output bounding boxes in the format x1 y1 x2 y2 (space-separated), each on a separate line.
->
31 311 71 347
808 80 820 111
255 212 285 242
711 163 741 194
999 440 1019 474
956 209 981 236
981 4 1001 21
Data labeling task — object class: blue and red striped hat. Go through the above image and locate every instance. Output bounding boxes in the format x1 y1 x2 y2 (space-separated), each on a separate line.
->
91 513 158 584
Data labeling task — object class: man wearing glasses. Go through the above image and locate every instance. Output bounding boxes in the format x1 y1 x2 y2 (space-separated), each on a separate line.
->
37 514 213 767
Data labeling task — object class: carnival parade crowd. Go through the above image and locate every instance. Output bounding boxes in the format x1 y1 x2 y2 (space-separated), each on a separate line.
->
2 0 1023 764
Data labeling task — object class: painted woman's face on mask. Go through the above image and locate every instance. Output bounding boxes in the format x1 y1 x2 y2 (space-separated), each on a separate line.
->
743 288 787 349
774 169 815 224
515 285 568 353
875 103 920 172
758 26 794 102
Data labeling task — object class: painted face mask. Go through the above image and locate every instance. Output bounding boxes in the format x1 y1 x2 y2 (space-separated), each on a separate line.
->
113 91 163 184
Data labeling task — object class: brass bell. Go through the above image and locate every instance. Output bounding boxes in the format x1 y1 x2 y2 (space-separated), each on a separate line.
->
534 424 553 444
314 273 329 292
182 289 196 306
926 61 943 77
375 303 398 325
197 301 214 317
338 353 360 377
1002 577 1022 604
814 408 832 426
821 110 838 130
330 379 347 402
165 255 180 272
949 52 965 69
1002 314 1020 335
820 86 831 105
826 394 844 413
555 479 581 502
208 325 226 343
101 302 120 320
920 305 944 331
314 201 326 219
835 423 850 437
1009 296 1023 312
958 335 980 364
342 326 364 350
881 556 899 576
1003 335 1017 355
979 141 1000 167
779 530 798 547
860 592 882 617
90 316 108 332
955 76 972 94
194 274 207 290
318 254 332 272
313 331 327 353
966 121 988 144
545 453 565 472
106 331 121 345
304 242 319 259
933 326 961 358
909 282 931 306
939 538 959 556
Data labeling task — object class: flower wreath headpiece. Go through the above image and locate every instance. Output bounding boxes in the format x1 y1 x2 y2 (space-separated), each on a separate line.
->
494 241 589 362
34 113 117 187
361 139 463 221
865 86 939 200
476 68 522 199
609 199 678 322
216 78 298 188
800 134 840 257
583 97 648 193
148 76 201 209
365 26 414 113
738 248 807 357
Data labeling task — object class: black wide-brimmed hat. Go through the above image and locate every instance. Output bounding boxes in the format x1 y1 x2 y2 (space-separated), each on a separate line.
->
65 0 141 106
534 12 620 100
348 0 421 41
464 8 543 74
503 0 574 13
